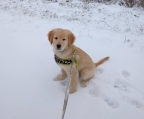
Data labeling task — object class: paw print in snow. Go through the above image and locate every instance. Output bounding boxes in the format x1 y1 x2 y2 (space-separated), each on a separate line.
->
131 100 143 108
122 70 130 77
95 68 104 74
113 79 130 93
102 95 119 108
87 82 100 97
123 97 143 109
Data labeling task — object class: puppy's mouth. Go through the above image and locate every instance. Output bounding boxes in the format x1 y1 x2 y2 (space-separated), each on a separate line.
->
56 48 62 51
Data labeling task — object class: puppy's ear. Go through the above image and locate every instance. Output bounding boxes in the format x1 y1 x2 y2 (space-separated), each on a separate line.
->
48 30 54 44
68 31 75 46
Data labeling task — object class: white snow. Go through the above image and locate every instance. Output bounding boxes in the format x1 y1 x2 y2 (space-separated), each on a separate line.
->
0 0 144 119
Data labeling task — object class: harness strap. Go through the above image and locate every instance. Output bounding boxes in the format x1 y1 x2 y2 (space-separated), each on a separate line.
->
73 50 79 69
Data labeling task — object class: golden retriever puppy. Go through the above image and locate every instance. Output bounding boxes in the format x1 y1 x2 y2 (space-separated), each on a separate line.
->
48 28 109 94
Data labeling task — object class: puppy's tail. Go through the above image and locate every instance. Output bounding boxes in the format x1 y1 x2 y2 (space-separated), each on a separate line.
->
95 57 109 67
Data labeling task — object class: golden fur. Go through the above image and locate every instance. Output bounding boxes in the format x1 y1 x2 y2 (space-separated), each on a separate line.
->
48 28 109 94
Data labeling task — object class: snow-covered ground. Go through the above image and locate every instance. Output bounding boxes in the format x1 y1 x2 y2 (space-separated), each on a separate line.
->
0 0 144 119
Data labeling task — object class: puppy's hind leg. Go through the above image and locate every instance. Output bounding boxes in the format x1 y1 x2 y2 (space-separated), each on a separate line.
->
80 66 95 87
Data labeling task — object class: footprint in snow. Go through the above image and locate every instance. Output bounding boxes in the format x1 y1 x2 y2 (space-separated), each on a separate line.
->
105 98 119 108
131 100 143 108
87 82 119 108
114 79 144 109
123 97 143 109
95 68 104 74
102 94 119 108
87 82 100 97
122 70 130 77
113 79 130 93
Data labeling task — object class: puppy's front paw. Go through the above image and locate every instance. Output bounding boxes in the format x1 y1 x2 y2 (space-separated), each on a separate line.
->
53 77 59 81
53 74 66 81
69 88 77 94
57 74 66 80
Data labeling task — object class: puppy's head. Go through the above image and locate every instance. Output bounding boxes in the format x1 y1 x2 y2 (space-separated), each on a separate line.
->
48 28 75 51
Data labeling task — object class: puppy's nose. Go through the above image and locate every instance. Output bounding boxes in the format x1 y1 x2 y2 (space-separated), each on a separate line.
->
57 44 61 49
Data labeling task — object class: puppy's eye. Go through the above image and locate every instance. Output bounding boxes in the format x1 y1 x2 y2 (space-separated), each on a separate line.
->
55 37 58 40
63 39 66 41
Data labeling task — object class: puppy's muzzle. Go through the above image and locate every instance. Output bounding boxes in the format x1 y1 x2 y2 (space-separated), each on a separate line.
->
57 44 61 49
